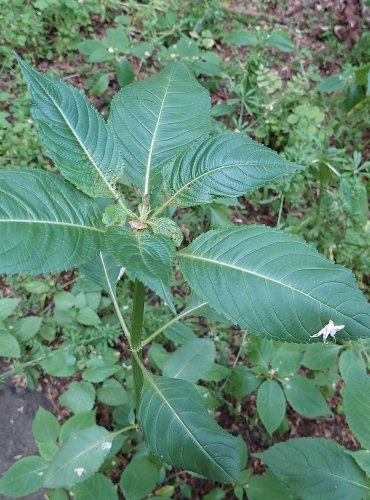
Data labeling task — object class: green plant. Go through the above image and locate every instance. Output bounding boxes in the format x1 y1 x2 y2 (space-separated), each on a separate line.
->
1 56 370 499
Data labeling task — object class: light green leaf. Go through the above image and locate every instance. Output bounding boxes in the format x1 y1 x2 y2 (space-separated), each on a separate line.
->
351 451 370 477
32 407 60 453
256 380 286 435
163 322 196 344
59 381 96 414
14 316 43 341
138 373 239 483
96 379 128 406
0 169 103 275
247 470 295 500
148 217 184 246
177 226 370 342
60 411 96 444
0 298 20 320
76 307 101 326
83 365 121 383
256 438 370 500
0 332 21 357
17 56 123 199
44 425 112 488
81 250 123 296
106 227 174 310
162 338 216 383
54 291 75 311
339 349 367 383
40 348 77 377
73 473 118 500
120 455 159 500
109 61 211 193
165 133 302 208
282 375 331 418
343 370 370 450
267 32 295 52
0 456 49 498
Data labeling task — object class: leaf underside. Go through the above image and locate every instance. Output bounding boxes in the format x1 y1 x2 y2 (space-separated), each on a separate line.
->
0 169 103 275
109 61 211 192
166 132 303 207
177 225 370 342
17 56 123 199
80 250 123 296
138 374 239 483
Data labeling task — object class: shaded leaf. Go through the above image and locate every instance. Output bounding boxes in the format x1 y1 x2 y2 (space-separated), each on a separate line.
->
256 380 286 435
282 375 331 418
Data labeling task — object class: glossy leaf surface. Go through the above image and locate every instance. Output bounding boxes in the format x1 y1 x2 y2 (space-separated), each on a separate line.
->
106 227 174 309
0 169 103 275
109 62 211 193
138 373 239 483
178 226 370 342
17 57 122 199
166 133 302 207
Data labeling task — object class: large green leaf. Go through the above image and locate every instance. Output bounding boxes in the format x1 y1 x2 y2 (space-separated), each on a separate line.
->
108 61 211 194
256 380 286 435
177 226 370 342
0 169 103 275
106 227 174 310
44 425 112 488
162 338 216 382
282 375 331 418
72 473 118 500
17 56 123 199
80 250 123 296
256 438 370 500
165 133 302 208
138 373 239 483
0 456 49 498
343 370 370 450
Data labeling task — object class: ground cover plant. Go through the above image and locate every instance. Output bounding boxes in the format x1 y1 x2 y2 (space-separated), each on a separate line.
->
1 1 370 499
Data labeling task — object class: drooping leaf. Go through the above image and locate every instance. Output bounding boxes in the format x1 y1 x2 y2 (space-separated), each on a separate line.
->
256 438 370 500
108 61 211 193
0 456 49 498
138 373 239 483
72 473 118 500
165 133 302 208
119 454 159 500
162 338 216 382
80 250 123 296
106 227 175 310
177 226 370 342
17 56 123 199
44 425 112 488
0 169 103 275
282 375 331 418
256 380 286 435
343 370 370 450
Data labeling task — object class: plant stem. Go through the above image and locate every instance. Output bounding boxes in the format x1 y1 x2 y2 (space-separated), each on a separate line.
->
141 300 208 348
131 280 146 405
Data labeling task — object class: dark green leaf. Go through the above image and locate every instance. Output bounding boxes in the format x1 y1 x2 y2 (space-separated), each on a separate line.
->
343 370 370 450
120 455 159 500
0 169 103 275
257 380 286 435
256 438 370 500
109 62 211 192
81 250 123 296
165 133 302 208
283 375 331 418
139 373 239 483
17 57 123 199
162 338 216 382
106 227 174 310
177 226 370 342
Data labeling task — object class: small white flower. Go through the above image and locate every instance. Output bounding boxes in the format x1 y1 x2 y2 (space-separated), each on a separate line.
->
74 467 86 477
310 320 345 343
